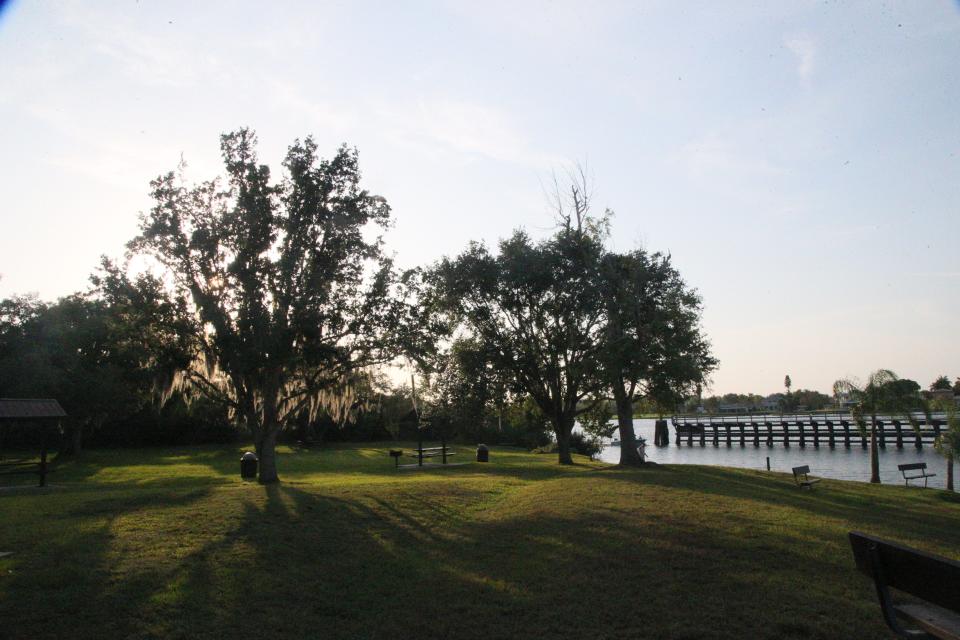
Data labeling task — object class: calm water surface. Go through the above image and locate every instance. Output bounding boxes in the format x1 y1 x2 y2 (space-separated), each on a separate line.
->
597 418 952 489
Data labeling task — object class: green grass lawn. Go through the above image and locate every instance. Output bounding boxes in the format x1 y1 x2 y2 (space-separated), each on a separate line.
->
2 443 959 640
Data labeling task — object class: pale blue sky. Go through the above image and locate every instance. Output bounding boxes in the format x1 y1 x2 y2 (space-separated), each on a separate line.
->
1 1 958 394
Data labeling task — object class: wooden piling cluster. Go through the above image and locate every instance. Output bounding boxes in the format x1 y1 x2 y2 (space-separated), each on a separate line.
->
670 413 946 449
653 419 670 446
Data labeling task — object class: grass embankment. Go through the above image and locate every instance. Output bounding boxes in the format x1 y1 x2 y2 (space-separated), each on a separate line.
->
2 444 959 639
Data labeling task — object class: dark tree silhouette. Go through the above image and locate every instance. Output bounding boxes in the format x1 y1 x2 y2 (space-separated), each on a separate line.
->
130 129 428 482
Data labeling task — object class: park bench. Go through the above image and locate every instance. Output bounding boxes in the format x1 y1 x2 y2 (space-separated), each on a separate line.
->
849 531 960 639
899 462 936 488
792 465 820 489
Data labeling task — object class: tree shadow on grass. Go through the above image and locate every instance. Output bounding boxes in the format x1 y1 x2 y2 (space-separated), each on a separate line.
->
34 443 595 492
585 464 960 551
5 458 954 640
50 484 903 637
0 485 217 639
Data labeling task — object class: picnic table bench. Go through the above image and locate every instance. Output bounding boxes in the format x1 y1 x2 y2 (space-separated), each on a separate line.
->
899 462 936 487
409 445 456 465
0 458 53 487
792 465 820 489
389 444 457 468
408 446 452 457
850 531 960 639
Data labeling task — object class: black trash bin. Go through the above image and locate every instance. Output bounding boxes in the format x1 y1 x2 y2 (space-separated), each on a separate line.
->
240 451 258 480
476 444 489 462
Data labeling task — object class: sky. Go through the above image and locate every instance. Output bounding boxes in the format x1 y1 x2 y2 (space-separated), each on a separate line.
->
0 0 958 396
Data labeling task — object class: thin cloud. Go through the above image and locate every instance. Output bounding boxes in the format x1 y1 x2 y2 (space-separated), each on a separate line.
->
671 132 785 179
266 84 566 169
60 4 221 88
379 97 565 169
910 271 960 278
784 34 817 81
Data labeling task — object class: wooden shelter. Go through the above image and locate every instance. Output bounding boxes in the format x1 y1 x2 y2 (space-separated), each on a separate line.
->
0 399 66 487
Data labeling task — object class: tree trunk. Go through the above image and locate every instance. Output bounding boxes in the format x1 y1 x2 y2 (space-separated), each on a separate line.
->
948 455 954 492
57 422 83 458
870 416 880 484
256 426 280 484
72 423 83 455
614 387 642 466
255 377 282 483
556 415 574 465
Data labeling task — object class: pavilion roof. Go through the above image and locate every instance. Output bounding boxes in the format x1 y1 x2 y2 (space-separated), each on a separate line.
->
0 399 67 420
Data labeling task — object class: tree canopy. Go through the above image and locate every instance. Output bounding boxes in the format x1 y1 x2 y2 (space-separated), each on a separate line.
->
430 178 715 464
129 129 431 482
430 219 608 464
834 369 927 484
930 375 953 392
0 267 188 454
598 248 715 463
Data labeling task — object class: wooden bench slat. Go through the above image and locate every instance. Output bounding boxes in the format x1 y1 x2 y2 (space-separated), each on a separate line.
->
899 463 927 471
406 451 457 458
850 531 960 612
896 603 960 640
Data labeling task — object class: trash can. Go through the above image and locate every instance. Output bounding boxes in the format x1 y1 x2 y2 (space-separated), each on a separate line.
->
476 444 489 462
240 451 258 480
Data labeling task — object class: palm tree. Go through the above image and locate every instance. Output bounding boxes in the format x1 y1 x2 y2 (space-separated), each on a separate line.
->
833 370 926 484
933 399 959 492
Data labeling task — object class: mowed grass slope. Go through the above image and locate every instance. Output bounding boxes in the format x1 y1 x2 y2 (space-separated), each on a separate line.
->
2 444 959 640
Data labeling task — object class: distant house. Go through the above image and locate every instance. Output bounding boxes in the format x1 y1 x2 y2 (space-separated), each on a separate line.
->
931 389 960 407
761 394 783 411
837 393 858 409
718 403 750 414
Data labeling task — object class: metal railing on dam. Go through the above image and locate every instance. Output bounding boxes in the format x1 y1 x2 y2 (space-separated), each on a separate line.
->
669 412 950 449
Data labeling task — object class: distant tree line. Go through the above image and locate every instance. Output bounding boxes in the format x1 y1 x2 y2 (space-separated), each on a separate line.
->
5 130 954 484
690 389 834 413
688 374 956 416
0 130 717 480
929 375 960 395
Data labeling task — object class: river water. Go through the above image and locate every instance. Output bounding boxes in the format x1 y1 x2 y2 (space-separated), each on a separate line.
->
596 418 952 489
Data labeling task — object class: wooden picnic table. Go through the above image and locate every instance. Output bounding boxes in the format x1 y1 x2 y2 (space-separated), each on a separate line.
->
408 444 456 466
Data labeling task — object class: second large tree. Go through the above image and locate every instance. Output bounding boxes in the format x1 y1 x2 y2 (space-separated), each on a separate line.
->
431 182 714 465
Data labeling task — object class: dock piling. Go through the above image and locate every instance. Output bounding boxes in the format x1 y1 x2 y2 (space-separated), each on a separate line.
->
668 413 947 451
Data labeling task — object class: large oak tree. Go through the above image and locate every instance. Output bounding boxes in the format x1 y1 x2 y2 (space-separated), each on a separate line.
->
131 129 423 482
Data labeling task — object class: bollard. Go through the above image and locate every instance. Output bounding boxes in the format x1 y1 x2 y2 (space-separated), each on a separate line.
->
766 456 770 471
